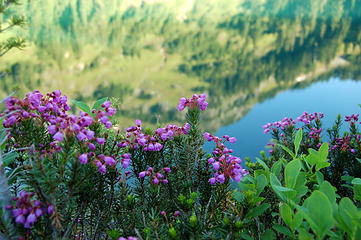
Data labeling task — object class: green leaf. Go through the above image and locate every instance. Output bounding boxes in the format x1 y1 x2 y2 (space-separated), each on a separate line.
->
284 159 301 189
352 178 361 201
233 191 245 203
2 151 18 166
72 100 91 114
336 197 360 235
256 157 270 171
271 159 284 177
298 228 314 240
260 229 276 240
294 128 303 155
255 174 268 195
272 224 292 237
270 173 296 201
246 203 271 218
279 144 295 158
240 232 253 240
319 181 337 213
92 97 108 110
315 171 324 185
280 203 293 227
302 190 334 239
305 143 330 171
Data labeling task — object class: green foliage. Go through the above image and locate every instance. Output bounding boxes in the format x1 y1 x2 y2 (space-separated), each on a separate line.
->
0 0 26 57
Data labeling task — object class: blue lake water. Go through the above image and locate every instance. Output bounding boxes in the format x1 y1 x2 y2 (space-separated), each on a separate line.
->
214 78 361 159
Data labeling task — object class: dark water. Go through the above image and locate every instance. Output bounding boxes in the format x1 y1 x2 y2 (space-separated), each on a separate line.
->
1 0 361 159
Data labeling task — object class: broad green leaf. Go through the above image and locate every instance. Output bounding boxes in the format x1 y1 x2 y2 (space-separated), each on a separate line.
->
255 174 268 195
260 229 276 240
319 181 336 203
302 190 334 239
246 203 271 218
256 157 270 171
92 97 108 110
336 197 360 235
294 172 308 202
233 191 245 203
305 143 330 171
352 178 361 201
270 173 296 200
294 128 303 155
279 144 295 158
280 203 293 227
72 100 91 114
284 159 301 189
271 159 284 177
272 224 292 237
293 212 303 230
315 171 324 185
298 228 314 240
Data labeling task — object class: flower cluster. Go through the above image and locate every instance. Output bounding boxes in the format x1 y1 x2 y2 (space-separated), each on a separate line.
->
178 93 208 111
263 112 324 134
118 237 137 240
203 133 247 184
139 167 171 184
118 120 189 151
345 114 359 125
296 112 324 124
92 101 117 128
2 90 70 128
7 191 54 229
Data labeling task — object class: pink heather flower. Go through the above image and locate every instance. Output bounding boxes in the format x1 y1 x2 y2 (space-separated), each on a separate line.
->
163 167 171 173
77 132 87 141
209 178 216 185
53 132 64 142
79 154 88 164
177 94 208 111
153 177 160 185
174 211 181 217
160 211 167 216
100 116 108 124
106 107 116 116
47 205 55 215
98 165 107 174
48 125 57 134
135 119 142 126
102 101 111 108
139 171 147 178
86 130 95 139
228 137 237 143
104 156 116 166
96 138 105 145
216 174 225 183
105 121 112 128
87 143 96 150
212 162 220 170
122 159 131 168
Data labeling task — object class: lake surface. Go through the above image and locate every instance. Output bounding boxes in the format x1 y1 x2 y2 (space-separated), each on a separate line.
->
1 0 361 159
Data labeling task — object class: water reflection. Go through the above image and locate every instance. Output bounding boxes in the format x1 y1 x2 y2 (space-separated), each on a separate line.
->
1 0 361 137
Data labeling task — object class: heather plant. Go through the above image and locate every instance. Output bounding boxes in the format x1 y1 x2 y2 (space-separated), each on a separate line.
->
0 91 250 239
262 112 361 198
0 90 361 239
